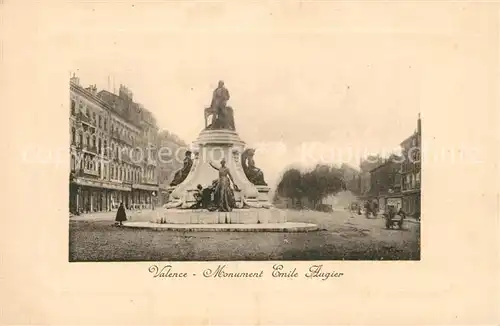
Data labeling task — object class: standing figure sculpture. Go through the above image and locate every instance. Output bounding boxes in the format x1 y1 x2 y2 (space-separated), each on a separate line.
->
241 148 267 186
170 151 193 186
209 159 239 212
206 80 236 130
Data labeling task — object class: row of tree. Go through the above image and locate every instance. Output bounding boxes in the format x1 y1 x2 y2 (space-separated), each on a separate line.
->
275 164 348 209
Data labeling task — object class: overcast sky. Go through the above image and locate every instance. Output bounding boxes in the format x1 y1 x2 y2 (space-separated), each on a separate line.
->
65 2 434 188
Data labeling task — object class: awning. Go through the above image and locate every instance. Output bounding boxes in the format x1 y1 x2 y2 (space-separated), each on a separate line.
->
72 178 132 191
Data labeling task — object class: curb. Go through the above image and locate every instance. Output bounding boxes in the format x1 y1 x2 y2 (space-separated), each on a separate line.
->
122 222 320 233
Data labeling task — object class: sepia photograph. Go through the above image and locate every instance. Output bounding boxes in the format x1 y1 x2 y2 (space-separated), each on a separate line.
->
68 25 422 262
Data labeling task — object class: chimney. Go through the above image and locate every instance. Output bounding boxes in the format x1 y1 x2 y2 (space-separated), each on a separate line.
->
86 84 97 95
417 113 421 135
70 73 80 85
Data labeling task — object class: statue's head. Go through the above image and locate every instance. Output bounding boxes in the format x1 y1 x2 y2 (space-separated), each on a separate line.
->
220 158 226 166
244 148 255 157
218 80 224 87
185 150 192 157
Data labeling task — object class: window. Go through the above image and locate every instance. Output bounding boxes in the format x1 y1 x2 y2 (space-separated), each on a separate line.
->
92 112 96 122
71 100 76 115
92 136 96 148
85 135 89 146
104 119 107 130
86 107 89 116
71 128 76 144
98 139 102 154
98 115 102 128
70 156 75 171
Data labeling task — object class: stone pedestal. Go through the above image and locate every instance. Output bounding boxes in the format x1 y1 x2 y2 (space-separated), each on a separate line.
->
149 207 287 224
166 129 271 209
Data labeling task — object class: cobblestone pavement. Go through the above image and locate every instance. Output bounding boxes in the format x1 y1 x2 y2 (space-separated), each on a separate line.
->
69 209 420 261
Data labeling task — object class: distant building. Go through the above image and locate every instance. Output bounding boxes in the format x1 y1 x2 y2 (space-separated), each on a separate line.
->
340 163 361 195
368 155 402 212
400 114 421 217
359 155 384 200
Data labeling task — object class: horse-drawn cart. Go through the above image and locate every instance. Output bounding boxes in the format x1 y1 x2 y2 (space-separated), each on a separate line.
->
383 205 406 229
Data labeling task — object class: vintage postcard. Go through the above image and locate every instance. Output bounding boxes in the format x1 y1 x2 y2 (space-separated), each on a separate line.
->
2 1 499 325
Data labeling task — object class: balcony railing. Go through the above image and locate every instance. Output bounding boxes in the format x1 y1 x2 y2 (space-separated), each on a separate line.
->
80 168 99 177
111 130 133 146
80 144 98 154
76 112 95 127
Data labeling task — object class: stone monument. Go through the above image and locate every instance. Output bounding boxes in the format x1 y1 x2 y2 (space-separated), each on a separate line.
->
161 80 283 223
122 81 319 231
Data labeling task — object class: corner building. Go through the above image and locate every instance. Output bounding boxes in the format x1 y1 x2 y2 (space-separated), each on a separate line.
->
69 76 159 214
400 114 421 217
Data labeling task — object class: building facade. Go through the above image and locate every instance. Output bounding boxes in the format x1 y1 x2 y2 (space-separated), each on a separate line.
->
368 155 402 212
69 76 159 214
400 114 421 217
359 155 383 200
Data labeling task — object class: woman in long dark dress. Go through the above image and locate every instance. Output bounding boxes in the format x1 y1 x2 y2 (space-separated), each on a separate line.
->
115 202 127 226
209 159 239 212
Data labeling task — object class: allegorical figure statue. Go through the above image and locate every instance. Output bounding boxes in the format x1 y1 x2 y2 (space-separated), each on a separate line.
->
170 151 193 186
206 80 236 130
241 148 267 186
209 159 239 212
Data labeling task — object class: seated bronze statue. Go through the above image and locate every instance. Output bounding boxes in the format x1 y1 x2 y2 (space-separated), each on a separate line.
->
170 151 193 186
204 80 236 131
241 148 267 186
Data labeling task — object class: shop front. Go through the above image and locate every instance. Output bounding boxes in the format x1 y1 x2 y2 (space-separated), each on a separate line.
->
131 183 159 210
70 178 132 214
402 190 421 217
386 196 403 211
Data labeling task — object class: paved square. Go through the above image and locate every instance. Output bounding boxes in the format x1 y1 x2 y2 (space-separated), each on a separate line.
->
69 209 420 261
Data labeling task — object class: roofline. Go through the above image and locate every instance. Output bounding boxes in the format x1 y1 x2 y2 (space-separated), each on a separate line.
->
400 131 420 146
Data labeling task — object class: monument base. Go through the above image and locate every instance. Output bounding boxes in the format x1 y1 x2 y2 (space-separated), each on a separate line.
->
122 221 319 232
145 207 287 224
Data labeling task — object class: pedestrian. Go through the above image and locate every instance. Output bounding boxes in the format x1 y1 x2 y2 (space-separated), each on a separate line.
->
373 201 379 217
364 201 371 218
115 202 127 226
